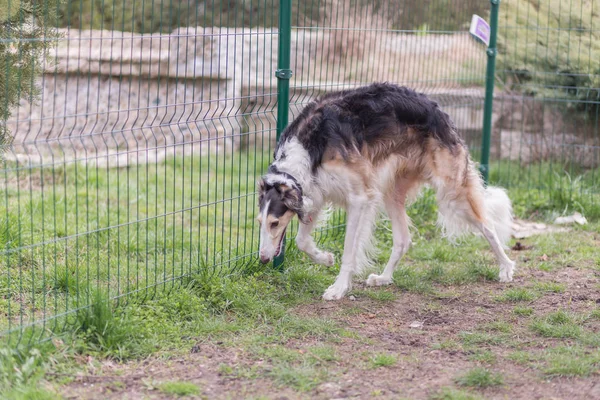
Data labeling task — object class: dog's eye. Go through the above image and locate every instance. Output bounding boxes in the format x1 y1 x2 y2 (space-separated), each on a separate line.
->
270 221 279 229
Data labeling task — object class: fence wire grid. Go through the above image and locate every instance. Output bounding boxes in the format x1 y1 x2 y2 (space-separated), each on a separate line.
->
1 0 598 345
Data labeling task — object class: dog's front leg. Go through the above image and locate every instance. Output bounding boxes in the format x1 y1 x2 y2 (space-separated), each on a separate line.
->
322 196 368 300
296 211 335 266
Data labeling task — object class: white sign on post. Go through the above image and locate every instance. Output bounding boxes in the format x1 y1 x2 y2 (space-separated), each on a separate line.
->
469 14 491 46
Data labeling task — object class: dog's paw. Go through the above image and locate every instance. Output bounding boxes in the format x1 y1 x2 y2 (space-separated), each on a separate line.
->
366 274 392 287
318 252 335 267
322 283 349 301
499 261 515 283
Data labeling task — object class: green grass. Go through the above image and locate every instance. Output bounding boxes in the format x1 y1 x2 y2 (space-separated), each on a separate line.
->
1 153 600 397
489 160 600 220
0 151 271 338
542 347 600 377
530 311 582 339
533 282 566 294
455 367 504 388
431 387 483 400
268 364 328 392
364 289 397 302
507 350 539 366
468 350 496 364
369 353 397 368
460 332 504 347
158 381 201 397
496 288 538 303
513 306 534 317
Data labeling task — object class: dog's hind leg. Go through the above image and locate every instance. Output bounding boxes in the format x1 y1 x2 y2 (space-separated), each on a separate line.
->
296 211 335 267
434 152 515 282
366 182 412 286
476 221 515 282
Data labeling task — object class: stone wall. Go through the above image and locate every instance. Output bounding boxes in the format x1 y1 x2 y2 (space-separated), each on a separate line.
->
7 27 278 166
8 27 593 169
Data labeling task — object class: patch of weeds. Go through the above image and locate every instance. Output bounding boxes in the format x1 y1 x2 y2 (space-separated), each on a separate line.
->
432 339 461 351
51 263 81 294
369 353 397 368
496 288 537 303
432 246 456 262
513 306 534 317
507 350 538 366
462 261 499 283
393 267 432 294
338 306 364 316
431 387 483 400
158 381 201 397
538 262 553 272
533 281 566 293
543 346 600 377
530 310 581 339
218 363 234 376
425 263 446 281
455 367 503 388
186 272 285 319
364 289 397 302
586 308 600 321
460 332 503 347
468 350 496 364
2 386 60 400
307 345 338 363
74 291 146 359
0 346 59 400
482 321 512 333
268 363 327 392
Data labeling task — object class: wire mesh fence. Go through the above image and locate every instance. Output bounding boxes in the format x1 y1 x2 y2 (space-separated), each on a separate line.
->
1 0 598 345
490 0 599 218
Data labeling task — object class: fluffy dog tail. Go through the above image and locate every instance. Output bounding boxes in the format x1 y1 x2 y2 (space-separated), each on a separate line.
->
435 156 513 247
482 186 513 247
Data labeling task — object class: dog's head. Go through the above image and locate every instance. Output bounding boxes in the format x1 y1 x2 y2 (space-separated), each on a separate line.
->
256 176 305 264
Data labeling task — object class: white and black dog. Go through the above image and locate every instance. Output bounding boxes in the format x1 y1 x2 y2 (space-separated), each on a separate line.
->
257 83 514 300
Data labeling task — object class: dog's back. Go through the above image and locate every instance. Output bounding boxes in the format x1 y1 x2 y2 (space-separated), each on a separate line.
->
278 82 464 170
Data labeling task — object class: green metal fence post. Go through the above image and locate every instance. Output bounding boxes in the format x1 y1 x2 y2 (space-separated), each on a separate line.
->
273 0 293 270
480 0 500 183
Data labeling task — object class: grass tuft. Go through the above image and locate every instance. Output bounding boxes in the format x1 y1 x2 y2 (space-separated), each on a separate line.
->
158 381 201 397
530 311 581 339
364 289 397 302
496 288 537 303
513 306 534 317
455 367 503 388
73 291 145 359
533 282 566 293
542 346 600 377
369 353 397 368
468 350 496 364
431 387 483 400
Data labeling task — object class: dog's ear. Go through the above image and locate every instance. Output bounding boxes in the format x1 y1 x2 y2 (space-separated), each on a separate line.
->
279 184 307 223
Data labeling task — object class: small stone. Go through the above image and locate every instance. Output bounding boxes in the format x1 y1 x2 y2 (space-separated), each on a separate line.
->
349 295 356 301
409 321 424 329
317 382 342 396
